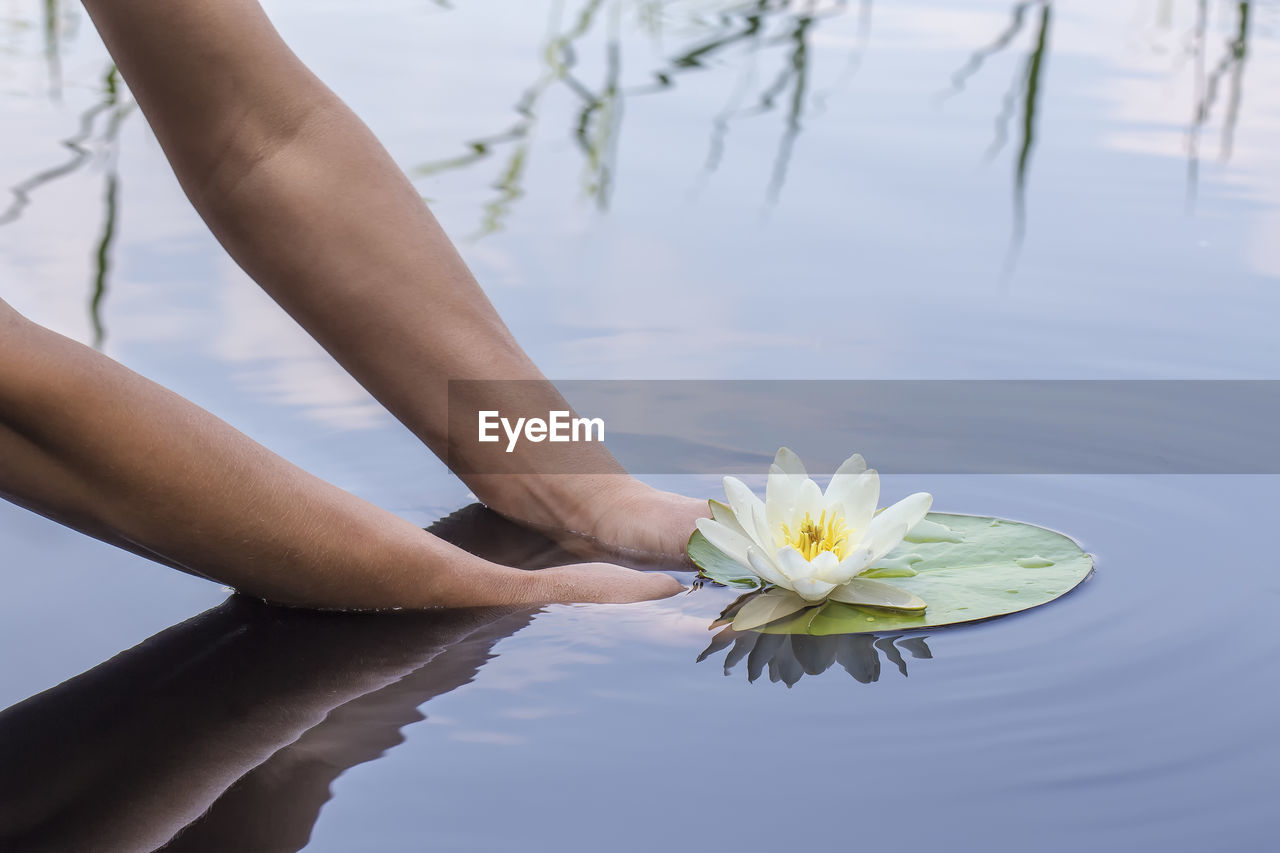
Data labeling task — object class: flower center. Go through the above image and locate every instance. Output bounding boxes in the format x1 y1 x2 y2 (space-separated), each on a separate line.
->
779 509 851 561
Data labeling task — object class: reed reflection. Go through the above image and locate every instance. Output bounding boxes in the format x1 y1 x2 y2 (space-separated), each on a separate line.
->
0 62 131 348
416 0 860 235
1186 1 1252 206
0 505 575 853
938 0 1052 278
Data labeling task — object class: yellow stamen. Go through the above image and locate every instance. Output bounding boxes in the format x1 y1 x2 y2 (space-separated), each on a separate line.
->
778 509 851 561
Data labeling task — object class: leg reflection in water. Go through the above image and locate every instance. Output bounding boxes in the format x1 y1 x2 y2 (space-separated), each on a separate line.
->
0 506 570 853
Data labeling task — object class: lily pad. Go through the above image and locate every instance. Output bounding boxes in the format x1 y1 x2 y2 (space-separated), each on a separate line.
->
692 512 1093 635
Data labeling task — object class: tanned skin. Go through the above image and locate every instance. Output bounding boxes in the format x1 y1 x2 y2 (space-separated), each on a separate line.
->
0 0 707 609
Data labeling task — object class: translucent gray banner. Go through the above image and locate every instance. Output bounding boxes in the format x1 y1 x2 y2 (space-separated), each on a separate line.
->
446 380 1277 474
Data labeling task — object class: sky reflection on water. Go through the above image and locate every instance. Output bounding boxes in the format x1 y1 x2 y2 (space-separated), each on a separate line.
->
3 1 1278 368
1 1 1279 850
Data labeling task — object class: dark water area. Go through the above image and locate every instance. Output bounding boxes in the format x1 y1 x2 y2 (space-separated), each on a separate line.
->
2 1 1279 850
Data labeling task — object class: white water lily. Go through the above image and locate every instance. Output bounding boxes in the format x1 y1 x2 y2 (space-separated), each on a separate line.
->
695 448 933 608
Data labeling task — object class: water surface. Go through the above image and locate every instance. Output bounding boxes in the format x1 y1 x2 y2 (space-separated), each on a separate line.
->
1 1 1278 850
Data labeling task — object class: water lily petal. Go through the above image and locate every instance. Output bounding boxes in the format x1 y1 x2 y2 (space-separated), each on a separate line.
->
863 492 934 560
832 451 867 478
774 545 813 583
865 522 909 566
708 498 750 540
823 454 867 499
762 445 803 499
830 578 927 612
747 545 792 590
766 448 809 529
826 467 880 545
772 446 808 479
794 477 825 526
808 549 841 582
746 500 780 560
694 518 754 570
820 545 875 586
731 589 811 631
723 476 768 550
790 576 839 602
766 463 802 533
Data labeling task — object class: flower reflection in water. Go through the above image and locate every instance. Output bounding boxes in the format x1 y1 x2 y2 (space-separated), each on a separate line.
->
696 586 935 687
698 622 932 687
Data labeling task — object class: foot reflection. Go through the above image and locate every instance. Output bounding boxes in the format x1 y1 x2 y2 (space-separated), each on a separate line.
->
0 505 572 853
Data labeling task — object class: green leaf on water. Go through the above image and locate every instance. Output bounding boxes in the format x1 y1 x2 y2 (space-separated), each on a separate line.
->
691 512 1093 635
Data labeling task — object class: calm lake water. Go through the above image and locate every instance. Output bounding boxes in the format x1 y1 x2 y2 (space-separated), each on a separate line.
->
2 0 1279 850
